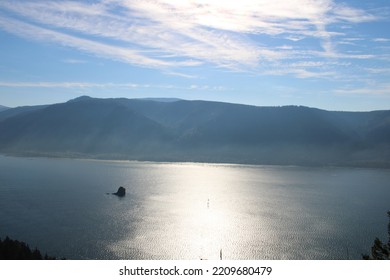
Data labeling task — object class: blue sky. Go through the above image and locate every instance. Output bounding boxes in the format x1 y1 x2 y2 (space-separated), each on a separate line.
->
0 0 389 111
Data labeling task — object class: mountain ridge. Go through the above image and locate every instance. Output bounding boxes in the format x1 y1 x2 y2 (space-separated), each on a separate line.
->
0 105 9 112
0 97 389 167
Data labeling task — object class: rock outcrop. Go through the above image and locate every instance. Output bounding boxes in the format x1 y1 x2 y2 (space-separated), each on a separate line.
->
113 186 126 197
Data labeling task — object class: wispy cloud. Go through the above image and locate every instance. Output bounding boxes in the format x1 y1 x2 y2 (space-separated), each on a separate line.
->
0 0 384 78
373 38 390 43
0 81 231 92
335 84 390 95
0 15 179 69
62 59 87 64
0 81 95 88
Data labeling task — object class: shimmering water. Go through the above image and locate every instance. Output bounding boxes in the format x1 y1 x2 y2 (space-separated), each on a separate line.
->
0 155 389 260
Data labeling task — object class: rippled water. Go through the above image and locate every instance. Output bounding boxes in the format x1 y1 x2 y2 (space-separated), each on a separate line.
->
0 155 389 259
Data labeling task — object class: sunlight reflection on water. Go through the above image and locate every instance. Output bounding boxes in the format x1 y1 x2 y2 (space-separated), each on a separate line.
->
105 163 389 260
1 157 389 259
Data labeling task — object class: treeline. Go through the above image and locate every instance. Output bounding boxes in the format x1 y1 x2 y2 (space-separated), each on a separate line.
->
0 236 59 260
363 211 390 260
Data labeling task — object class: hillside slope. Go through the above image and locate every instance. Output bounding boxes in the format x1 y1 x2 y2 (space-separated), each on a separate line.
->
0 97 389 167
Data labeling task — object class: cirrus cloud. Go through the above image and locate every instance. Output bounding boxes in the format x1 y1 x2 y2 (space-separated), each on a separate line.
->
0 0 384 78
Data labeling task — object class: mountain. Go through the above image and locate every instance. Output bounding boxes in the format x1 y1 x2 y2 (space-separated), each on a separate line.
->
0 105 9 112
0 98 172 160
0 96 389 167
0 105 47 121
137 97 182 103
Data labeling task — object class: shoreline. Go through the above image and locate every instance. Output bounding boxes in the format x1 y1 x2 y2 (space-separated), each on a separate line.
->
1 152 389 170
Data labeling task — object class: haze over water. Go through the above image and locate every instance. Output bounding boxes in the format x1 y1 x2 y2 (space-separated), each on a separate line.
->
0 155 389 260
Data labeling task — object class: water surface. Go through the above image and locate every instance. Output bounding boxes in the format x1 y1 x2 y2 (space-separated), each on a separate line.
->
0 155 389 259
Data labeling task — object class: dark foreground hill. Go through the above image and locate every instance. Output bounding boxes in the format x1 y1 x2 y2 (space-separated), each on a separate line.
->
0 96 389 167
0 236 58 260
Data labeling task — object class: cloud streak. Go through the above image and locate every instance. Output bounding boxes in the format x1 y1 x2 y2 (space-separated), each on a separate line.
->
0 0 385 78
335 84 390 96
0 81 231 92
0 14 197 69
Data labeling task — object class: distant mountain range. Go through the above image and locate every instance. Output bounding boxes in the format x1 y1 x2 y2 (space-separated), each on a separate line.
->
0 96 389 167
0 105 9 112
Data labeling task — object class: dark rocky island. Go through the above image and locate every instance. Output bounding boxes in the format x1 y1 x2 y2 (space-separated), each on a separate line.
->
113 186 126 197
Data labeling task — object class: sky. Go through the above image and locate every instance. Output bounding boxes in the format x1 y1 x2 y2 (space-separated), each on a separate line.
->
0 0 389 111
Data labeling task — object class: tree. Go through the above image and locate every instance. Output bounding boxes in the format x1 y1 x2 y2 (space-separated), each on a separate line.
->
363 211 390 260
0 236 57 260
